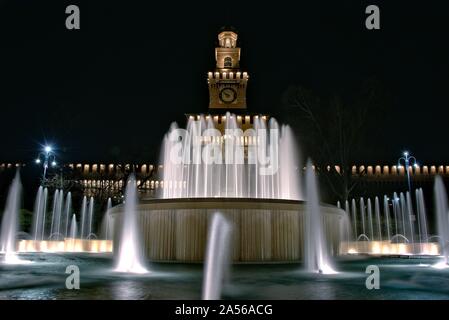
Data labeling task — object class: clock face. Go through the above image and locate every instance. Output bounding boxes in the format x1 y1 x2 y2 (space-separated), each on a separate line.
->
219 88 237 104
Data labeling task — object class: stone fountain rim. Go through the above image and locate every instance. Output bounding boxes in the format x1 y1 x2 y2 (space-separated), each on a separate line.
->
109 197 344 216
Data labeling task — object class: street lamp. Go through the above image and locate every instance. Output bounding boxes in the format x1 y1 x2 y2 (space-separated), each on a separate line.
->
398 151 418 193
35 145 57 183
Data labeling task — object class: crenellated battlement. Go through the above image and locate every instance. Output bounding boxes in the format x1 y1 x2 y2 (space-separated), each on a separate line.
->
207 71 249 81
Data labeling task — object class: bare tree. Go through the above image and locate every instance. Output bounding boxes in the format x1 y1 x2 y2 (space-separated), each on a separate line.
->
282 79 388 203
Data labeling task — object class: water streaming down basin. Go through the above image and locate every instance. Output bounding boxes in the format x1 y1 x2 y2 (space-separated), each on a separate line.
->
202 213 232 300
304 161 336 274
161 113 302 200
0 171 29 264
115 175 148 274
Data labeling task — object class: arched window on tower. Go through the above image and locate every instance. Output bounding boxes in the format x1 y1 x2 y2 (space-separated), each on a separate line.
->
224 57 232 68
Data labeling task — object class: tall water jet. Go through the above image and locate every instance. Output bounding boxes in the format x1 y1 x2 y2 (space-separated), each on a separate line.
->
69 214 78 239
374 197 382 241
304 162 336 274
434 176 449 266
367 198 374 241
383 195 391 241
416 188 428 243
161 113 302 200
351 199 357 240
202 213 232 300
115 175 148 274
0 172 26 263
87 197 95 239
101 198 113 240
64 192 72 237
40 188 48 240
400 193 408 241
360 197 367 239
80 196 87 239
50 189 64 240
392 192 400 237
406 192 415 246
343 201 352 244
31 186 46 241
49 190 59 238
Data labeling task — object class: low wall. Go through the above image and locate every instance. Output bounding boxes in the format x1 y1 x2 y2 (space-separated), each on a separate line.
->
17 239 113 253
339 241 440 256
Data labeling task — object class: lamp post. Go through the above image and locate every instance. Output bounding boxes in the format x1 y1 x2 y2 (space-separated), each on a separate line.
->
397 151 418 193
35 145 57 184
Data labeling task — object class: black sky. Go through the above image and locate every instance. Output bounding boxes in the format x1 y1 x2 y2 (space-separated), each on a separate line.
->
0 0 448 165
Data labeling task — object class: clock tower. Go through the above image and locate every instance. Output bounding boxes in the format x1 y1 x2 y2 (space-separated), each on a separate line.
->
208 29 248 109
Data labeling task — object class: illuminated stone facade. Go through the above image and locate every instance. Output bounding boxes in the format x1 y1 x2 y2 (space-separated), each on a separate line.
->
208 30 248 109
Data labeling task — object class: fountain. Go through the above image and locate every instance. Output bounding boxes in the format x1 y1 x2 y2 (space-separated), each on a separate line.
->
0 171 29 264
367 198 374 241
64 192 72 237
304 162 336 274
31 186 48 241
359 197 367 240
80 196 87 239
101 198 113 240
374 197 382 241
70 214 78 239
87 197 95 239
115 175 148 273
383 195 391 241
434 176 449 267
109 113 344 263
161 113 302 200
202 213 232 300
342 188 441 256
50 189 63 239
351 199 357 240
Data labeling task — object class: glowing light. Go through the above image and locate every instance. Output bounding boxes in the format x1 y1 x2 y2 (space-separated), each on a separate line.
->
35 159 41 164
2 252 32 265
414 164 419 168
319 264 338 275
348 248 358 254
403 151 409 156
44 146 52 153
51 161 57 167
432 261 449 270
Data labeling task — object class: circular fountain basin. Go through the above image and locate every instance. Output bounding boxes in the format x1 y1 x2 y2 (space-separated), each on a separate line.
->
109 198 345 263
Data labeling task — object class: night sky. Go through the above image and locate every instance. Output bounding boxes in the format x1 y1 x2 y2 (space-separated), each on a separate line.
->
0 0 448 165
